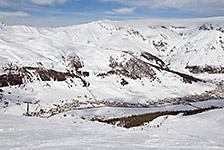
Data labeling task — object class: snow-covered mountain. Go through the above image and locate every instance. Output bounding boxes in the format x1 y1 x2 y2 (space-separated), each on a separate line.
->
1 17 224 149
0 18 224 115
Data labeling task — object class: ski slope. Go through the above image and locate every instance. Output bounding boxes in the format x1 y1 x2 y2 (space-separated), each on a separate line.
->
0 108 224 150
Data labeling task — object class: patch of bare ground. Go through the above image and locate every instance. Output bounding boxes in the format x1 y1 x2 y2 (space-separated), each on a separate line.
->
0 65 90 87
92 106 222 128
140 51 204 83
0 54 89 87
97 51 204 84
97 55 157 80
186 65 224 74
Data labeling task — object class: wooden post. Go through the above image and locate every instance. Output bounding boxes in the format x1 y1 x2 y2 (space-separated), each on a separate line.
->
24 101 32 116
27 103 29 115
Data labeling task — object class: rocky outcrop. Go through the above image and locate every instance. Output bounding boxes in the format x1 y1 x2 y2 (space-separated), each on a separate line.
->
141 51 165 67
0 65 90 87
97 51 203 84
199 23 224 33
199 23 214 31
127 29 146 41
0 74 23 87
98 55 157 80
66 53 84 71
152 40 168 52
186 65 224 74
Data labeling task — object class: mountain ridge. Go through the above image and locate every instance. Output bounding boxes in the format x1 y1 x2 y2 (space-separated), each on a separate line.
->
0 18 224 115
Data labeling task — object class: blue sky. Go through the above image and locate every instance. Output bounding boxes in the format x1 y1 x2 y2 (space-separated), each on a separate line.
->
0 0 224 27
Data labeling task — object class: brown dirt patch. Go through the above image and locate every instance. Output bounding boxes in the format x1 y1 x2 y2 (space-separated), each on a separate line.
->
92 106 222 128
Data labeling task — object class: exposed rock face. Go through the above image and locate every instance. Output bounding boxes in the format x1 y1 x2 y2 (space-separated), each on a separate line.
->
1 20 224 118
67 53 84 71
97 51 204 84
0 66 90 87
152 40 168 52
120 78 129 86
0 74 23 87
199 23 214 31
140 52 203 84
141 51 165 67
186 65 224 74
127 29 146 41
218 27 224 33
199 23 224 33
98 55 157 80
0 53 90 87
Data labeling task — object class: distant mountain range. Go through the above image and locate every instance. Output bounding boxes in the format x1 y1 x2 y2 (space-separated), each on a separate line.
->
0 17 224 114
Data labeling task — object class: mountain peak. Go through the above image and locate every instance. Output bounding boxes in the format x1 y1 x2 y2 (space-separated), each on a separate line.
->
199 23 214 31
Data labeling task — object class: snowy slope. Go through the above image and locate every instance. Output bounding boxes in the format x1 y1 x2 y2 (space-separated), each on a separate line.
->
0 17 224 115
1 17 224 150
0 108 224 150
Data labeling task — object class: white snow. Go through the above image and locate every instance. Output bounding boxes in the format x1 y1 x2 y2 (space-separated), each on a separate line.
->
0 108 224 149
0 18 223 108
1 17 224 149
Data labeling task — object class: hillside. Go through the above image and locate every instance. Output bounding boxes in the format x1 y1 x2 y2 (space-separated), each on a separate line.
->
1 18 224 115
0 17 224 149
